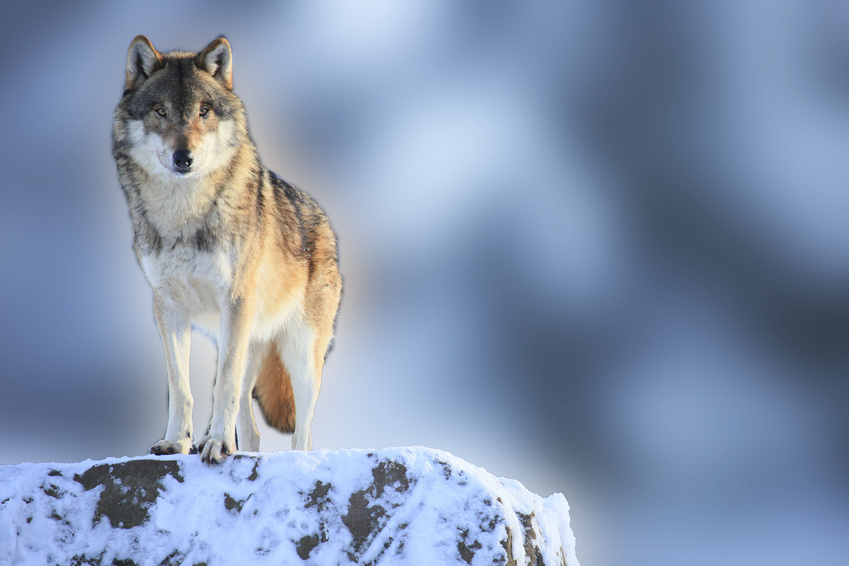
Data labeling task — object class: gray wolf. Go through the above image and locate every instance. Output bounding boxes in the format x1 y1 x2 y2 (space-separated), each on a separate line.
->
112 36 342 464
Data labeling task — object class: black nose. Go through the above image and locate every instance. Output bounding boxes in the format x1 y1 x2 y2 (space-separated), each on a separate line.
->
172 150 194 170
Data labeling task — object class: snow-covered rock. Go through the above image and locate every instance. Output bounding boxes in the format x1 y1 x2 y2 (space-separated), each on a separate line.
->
0 447 578 565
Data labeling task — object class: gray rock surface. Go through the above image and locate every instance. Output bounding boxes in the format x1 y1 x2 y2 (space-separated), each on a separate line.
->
0 447 579 565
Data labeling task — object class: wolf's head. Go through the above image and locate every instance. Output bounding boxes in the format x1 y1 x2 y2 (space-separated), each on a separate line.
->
114 36 250 179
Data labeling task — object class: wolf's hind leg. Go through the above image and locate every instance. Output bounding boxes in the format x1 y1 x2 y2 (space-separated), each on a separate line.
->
277 320 321 451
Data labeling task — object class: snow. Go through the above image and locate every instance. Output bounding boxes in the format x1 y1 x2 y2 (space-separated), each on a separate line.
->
0 446 579 566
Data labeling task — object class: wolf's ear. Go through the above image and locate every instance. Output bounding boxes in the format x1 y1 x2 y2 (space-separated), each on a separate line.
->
196 38 233 90
125 35 163 91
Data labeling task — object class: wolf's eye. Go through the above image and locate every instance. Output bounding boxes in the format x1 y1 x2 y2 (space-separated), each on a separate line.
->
155 106 167 118
199 106 210 117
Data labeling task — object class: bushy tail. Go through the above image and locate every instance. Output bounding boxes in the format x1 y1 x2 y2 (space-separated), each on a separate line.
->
253 345 296 433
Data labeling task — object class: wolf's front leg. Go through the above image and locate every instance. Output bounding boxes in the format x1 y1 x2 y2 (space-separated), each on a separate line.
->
150 294 194 456
198 296 255 464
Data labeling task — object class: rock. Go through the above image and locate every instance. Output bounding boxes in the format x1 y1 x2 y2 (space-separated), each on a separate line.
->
0 447 579 565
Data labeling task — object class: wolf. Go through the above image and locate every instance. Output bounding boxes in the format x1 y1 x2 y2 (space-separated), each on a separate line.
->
112 36 342 464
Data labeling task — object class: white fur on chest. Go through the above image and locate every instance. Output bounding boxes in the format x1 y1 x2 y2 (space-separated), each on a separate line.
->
142 248 231 335
141 248 299 342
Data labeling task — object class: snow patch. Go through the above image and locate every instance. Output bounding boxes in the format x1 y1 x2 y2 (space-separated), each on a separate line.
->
0 447 578 565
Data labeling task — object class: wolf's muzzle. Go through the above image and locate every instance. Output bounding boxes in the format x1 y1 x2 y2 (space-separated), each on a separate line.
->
172 150 194 173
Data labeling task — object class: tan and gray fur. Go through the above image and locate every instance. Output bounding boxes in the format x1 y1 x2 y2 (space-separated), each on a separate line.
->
112 36 342 464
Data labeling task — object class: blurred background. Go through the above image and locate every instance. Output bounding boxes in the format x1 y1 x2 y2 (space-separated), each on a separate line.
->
1 1 848 564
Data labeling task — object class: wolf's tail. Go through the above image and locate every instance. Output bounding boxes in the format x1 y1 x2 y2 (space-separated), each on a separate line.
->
253 345 296 433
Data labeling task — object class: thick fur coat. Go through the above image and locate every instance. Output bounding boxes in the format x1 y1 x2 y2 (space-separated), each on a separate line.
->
112 36 342 464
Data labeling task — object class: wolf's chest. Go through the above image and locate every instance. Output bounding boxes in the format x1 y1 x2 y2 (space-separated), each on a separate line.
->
141 246 232 315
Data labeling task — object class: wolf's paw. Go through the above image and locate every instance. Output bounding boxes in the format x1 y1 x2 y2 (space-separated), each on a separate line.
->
149 439 192 456
197 435 235 464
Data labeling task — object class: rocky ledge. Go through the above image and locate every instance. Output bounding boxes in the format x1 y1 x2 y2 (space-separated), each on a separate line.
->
0 447 578 565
